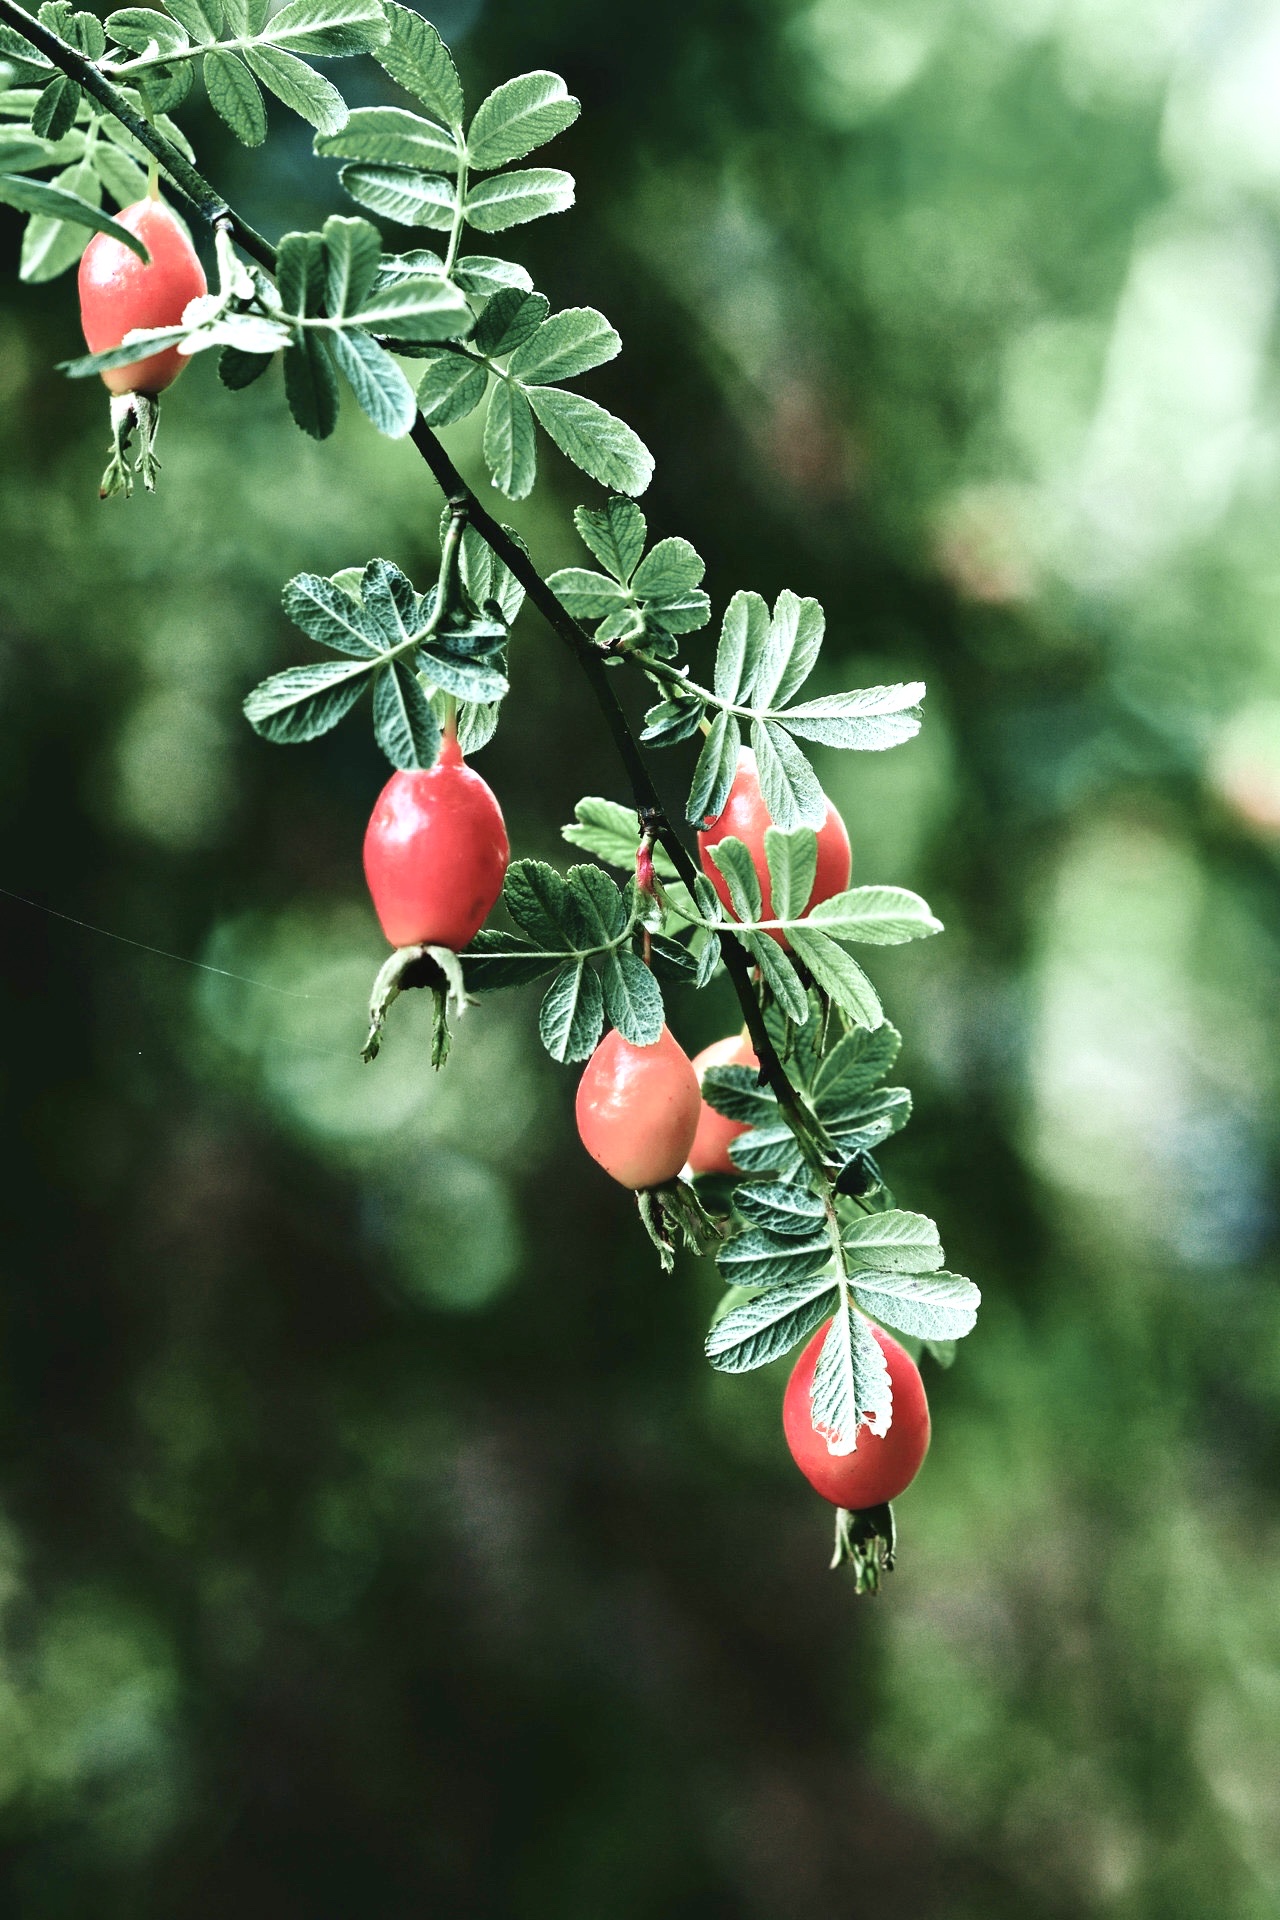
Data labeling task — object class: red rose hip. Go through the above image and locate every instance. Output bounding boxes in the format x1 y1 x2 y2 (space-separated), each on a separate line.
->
363 737 509 950
576 1025 701 1189
686 1031 758 1176
783 1319 930 1509
78 195 208 397
697 747 850 940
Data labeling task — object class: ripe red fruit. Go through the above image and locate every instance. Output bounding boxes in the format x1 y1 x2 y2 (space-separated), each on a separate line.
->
697 747 850 939
576 1025 701 1189
783 1320 930 1509
78 196 207 397
686 1031 758 1176
363 737 509 950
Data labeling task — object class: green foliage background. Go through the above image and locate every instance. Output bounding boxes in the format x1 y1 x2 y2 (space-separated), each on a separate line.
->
1 0 1279 1912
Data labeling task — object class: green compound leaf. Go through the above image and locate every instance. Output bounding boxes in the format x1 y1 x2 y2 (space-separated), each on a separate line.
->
464 165 574 231
504 860 570 946
574 497 646 582
546 568 628 620
738 929 809 1024
699 1063 775 1129
705 1276 837 1373
560 797 644 870
850 1270 980 1344
243 44 347 133
0 132 57 174
454 253 533 298
484 379 537 499
374 2 463 127
219 344 273 389
467 70 580 170
350 274 470 340
161 0 223 44
508 306 619 384
316 104 457 170
809 1307 894 1455
90 138 149 208
806 886 943 945
631 536 703 601
243 657 371 743
204 48 267 145
322 212 380 315
526 385 653 495
539 961 604 1063
599 947 663 1046
450 516 527 625
372 659 440 770
810 1022 900 1106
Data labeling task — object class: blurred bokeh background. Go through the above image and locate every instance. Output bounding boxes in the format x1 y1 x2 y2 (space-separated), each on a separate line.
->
1 0 1279 1912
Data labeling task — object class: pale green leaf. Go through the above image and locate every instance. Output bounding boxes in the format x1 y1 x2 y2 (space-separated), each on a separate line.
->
467 69 579 170
851 1270 980 1343
809 1308 894 1454
243 43 347 133
784 928 883 1026
374 2 462 125
526 385 653 494
751 718 826 830
338 163 455 229
327 326 417 435
464 165 573 231
316 104 457 170
807 886 943 945
205 48 267 145
508 305 619 383
705 1277 837 1372
574 497 645 582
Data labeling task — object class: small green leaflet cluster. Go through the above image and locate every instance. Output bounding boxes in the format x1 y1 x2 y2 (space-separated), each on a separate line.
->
463 860 700 1065
563 798 943 1034
548 497 710 659
313 8 651 495
243 545 514 771
547 495 926 833
702 1015 979 1451
0 0 382 279
28 0 651 496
